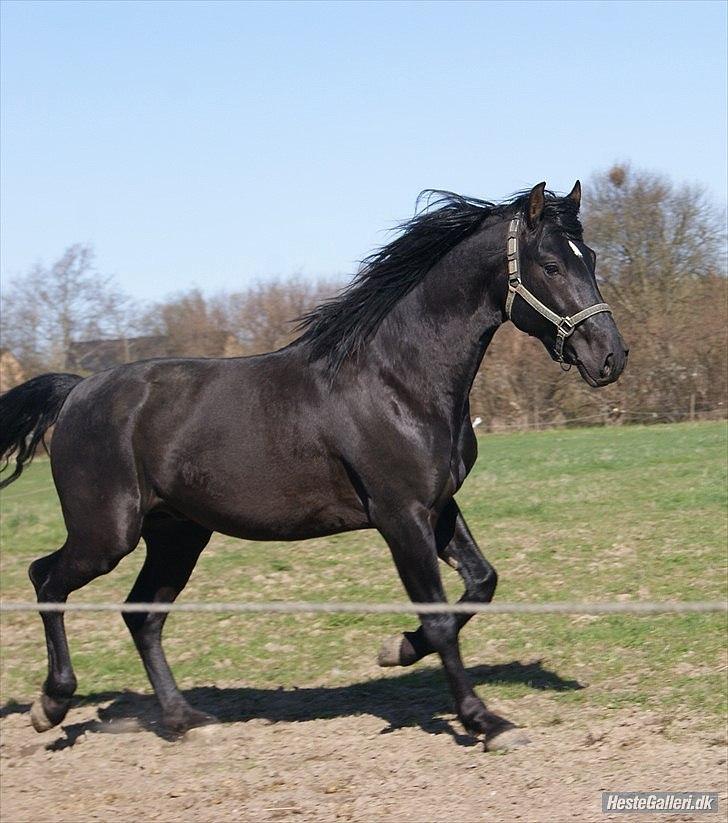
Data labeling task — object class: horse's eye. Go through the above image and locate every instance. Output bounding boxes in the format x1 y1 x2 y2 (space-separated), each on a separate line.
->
544 263 560 276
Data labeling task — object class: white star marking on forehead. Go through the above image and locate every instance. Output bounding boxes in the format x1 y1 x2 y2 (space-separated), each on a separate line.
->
568 240 583 259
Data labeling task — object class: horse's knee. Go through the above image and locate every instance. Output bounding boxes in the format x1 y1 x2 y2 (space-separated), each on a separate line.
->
421 613 459 652
123 610 164 640
464 564 497 603
123 610 143 634
477 566 498 601
28 551 62 594
123 610 140 633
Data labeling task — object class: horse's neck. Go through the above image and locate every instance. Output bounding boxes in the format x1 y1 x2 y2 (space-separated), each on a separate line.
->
368 227 506 420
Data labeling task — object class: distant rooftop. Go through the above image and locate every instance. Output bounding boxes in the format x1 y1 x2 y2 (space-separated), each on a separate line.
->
66 332 239 373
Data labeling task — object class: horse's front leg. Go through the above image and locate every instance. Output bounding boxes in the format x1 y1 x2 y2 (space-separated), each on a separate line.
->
378 499 497 668
372 500 527 751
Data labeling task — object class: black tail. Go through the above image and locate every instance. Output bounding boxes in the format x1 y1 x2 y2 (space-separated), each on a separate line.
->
0 373 84 489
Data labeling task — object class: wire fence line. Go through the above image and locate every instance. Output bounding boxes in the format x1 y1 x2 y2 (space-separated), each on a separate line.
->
472 407 726 432
0 600 725 616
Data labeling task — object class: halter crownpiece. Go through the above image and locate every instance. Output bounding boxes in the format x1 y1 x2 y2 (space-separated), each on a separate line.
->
505 216 612 367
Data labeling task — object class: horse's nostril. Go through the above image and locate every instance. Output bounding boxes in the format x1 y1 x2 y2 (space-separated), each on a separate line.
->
601 353 614 378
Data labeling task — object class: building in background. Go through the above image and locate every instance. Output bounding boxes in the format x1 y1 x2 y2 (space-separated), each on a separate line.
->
0 348 25 392
66 332 240 374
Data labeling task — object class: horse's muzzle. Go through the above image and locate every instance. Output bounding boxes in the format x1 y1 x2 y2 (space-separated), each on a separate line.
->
578 346 629 387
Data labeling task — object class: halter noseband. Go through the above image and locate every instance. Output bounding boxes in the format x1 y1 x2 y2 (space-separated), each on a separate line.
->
505 216 612 367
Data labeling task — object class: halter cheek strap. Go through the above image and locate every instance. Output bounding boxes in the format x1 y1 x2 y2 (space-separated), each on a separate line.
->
505 216 612 366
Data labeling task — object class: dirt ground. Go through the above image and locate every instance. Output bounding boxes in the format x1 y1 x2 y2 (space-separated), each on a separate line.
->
1 684 726 823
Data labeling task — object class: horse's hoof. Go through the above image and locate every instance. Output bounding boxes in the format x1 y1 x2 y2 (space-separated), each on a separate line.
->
377 633 421 667
485 725 531 752
189 709 218 728
30 699 53 732
30 694 70 732
377 634 406 667
163 706 218 735
183 721 220 742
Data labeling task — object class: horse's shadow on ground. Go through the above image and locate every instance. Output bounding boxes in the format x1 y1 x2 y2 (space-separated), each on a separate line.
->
1 660 583 751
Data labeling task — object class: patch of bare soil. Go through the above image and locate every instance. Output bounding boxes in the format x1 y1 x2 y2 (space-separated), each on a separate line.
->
1 686 726 823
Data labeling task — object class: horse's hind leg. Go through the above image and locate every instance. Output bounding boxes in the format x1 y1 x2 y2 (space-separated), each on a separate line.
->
378 500 497 667
28 549 76 731
123 514 212 734
28 528 140 732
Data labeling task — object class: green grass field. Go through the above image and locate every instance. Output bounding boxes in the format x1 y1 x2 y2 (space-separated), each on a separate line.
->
1 422 726 730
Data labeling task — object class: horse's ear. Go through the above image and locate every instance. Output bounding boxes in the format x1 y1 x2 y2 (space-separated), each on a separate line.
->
567 179 581 210
526 182 546 229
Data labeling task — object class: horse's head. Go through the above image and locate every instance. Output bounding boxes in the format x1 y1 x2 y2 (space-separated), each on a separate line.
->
505 181 628 387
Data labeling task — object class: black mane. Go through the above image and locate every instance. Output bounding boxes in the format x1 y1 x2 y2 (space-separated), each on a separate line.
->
296 189 581 373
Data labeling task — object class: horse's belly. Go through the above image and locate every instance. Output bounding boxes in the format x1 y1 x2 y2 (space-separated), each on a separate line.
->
159 459 369 541
175 497 369 541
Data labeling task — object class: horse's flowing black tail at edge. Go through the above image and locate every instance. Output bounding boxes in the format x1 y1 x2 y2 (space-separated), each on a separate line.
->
0 373 83 489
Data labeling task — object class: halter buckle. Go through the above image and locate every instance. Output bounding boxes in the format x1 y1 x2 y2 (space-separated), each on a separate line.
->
554 317 575 364
557 316 575 337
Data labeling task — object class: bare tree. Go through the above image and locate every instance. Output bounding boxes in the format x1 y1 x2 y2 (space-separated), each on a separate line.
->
139 288 232 356
584 164 727 419
137 278 340 359
1 244 134 374
210 277 341 355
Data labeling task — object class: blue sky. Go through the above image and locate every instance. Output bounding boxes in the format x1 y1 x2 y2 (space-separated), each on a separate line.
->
1 0 726 300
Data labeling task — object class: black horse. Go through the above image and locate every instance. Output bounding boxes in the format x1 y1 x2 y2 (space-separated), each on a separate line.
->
0 182 627 750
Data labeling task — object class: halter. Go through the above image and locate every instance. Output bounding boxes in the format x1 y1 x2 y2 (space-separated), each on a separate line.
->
505 216 611 368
